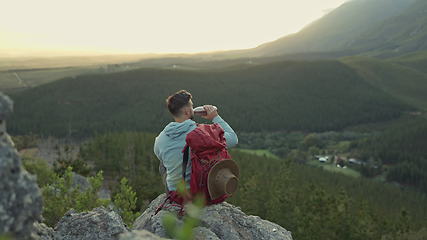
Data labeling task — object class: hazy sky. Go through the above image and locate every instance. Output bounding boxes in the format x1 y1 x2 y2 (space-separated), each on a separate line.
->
1 0 347 55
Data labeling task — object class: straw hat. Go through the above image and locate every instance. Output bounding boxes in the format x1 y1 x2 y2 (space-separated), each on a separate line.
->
207 159 240 200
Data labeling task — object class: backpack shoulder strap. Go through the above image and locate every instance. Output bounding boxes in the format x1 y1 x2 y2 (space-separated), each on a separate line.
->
182 145 190 180
181 124 199 180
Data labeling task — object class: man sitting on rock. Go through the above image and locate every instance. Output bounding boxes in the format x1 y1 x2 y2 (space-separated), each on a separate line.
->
154 90 238 201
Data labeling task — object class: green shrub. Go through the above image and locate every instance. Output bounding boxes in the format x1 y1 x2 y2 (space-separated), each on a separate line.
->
0 234 12 240
22 156 56 187
42 167 109 226
53 144 92 177
74 170 109 212
112 178 140 227
11 134 38 151
80 132 164 211
53 157 92 177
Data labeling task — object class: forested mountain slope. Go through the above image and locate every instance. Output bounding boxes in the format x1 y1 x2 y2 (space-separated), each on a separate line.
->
9 60 410 137
342 56 427 111
78 132 427 239
350 117 427 193
389 51 427 74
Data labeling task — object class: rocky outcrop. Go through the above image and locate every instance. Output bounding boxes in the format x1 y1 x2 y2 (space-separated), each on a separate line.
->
119 230 166 240
192 227 221 240
49 196 293 240
31 222 55 240
52 207 168 240
132 194 293 240
54 207 128 240
0 92 43 239
71 172 90 191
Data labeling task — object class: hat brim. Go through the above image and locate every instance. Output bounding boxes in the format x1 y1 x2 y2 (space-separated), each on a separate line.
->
207 159 240 200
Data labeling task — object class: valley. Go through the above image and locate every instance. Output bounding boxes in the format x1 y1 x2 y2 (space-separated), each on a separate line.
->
3 0 427 239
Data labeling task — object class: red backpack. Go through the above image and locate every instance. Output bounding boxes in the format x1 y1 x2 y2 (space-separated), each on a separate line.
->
155 123 233 215
183 123 232 204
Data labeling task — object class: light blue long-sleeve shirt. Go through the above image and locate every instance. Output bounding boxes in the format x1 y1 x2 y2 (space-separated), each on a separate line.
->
154 115 238 191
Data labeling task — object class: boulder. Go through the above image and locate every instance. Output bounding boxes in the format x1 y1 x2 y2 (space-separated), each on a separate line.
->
54 207 128 240
193 227 221 240
133 194 293 240
71 172 90 191
0 92 43 239
119 230 166 240
0 92 13 121
31 222 55 240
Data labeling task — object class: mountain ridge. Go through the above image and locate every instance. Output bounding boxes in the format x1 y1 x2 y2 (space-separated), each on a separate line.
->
249 0 418 57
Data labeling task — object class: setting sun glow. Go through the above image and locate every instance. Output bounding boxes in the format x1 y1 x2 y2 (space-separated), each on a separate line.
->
1 0 347 55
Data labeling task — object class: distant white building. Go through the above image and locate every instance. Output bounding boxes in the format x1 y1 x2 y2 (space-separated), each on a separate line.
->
314 155 329 162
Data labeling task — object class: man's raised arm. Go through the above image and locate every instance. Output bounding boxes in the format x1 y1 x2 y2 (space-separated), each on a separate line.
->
201 105 238 148
212 115 238 148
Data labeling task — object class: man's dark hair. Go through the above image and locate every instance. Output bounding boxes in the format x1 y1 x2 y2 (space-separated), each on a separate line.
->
166 90 192 116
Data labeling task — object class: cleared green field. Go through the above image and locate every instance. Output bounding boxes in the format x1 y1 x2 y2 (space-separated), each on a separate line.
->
234 149 280 160
0 64 145 93
0 54 159 92
0 54 156 71
0 72 21 89
307 160 361 178
235 149 361 178
0 67 95 92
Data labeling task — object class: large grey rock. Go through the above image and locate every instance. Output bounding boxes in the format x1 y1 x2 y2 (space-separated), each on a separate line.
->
0 92 43 239
31 222 55 240
54 207 128 240
133 194 293 240
197 201 292 240
0 93 15 148
0 92 13 120
193 227 221 240
132 194 181 238
71 172 90 191
119 230 166 240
